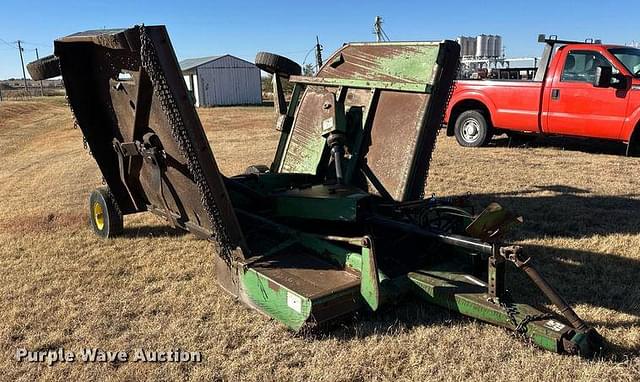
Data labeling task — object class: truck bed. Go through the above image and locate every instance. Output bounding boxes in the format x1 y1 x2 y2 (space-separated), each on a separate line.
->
453 80 543 132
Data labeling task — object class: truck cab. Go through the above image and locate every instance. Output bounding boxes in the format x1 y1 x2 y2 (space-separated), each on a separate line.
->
445 35 640 155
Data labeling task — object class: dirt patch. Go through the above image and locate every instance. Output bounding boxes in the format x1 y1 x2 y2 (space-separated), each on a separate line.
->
0 212 86 234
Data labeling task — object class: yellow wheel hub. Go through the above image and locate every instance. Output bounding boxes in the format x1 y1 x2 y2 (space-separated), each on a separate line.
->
93 202 105 231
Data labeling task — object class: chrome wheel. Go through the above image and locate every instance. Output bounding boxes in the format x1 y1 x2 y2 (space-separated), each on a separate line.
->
461 118 481 143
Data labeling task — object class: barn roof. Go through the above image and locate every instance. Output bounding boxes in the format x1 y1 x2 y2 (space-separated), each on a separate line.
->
179 54 258 72
179 56 223 71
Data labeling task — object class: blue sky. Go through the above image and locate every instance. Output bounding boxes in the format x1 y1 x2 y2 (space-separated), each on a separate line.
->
0 0 636 79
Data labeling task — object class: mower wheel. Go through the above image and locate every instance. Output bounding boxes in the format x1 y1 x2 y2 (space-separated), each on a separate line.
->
89 186 123 238
255 52 301 78
26 55 61 81
244 164 270 174
454 110 492 147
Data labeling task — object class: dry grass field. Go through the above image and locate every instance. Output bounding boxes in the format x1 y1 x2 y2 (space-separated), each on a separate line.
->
1 97 640 381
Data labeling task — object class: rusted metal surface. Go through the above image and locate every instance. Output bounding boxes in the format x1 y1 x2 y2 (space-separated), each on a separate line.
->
250 247 360 300
365 91 430 200
279 88 333 174
466 202 523 241
52 26 248 262
281 40 460 201
316 42 442 91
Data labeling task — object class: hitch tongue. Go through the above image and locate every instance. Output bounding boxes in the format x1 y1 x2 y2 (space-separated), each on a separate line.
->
499 246 588 332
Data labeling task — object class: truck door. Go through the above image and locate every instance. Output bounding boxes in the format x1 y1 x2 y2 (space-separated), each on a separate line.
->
545 50 629 139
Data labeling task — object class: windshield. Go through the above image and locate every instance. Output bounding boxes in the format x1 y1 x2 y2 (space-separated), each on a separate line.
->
609 47 640 76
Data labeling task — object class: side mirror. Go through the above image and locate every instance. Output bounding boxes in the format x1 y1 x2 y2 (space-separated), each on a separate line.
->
612 73 629 90
593 66 612 88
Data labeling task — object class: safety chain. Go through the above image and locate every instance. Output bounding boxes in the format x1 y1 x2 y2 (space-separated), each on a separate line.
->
138 25 234 262
500 292 554 336
515 313 554 334
65 93 92 157
500 297 520 328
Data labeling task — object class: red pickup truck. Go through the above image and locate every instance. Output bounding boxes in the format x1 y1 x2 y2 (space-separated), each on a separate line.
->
444 35 640 156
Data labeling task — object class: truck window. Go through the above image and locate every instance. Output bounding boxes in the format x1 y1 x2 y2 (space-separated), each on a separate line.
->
609 47 640 76
561 51 615 83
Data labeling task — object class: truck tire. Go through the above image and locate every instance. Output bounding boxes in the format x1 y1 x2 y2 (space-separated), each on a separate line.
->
454 110 493 147
627 128 640 157
26 55 61 81
89 186 123 238
255 52 301 78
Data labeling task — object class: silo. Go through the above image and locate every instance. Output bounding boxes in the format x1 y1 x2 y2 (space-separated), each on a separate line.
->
463 36 474 56
456 37 466 56
494 35 502 57
487 35 496 57
476 34 489 57
467 36 476 56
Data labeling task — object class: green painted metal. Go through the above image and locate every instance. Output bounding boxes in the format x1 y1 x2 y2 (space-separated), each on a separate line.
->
279 135 325 175
289 76 433 93
241 267 312 330
272 83 305 172
373 45 439 86
408 270 565 353
360 242 380 311
466 202 523 240
296 232 362 270
272 185 369 222
298 42 441 93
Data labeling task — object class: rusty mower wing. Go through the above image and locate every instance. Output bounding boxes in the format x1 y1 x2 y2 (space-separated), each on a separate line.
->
32 26 248 271
272 41 458 202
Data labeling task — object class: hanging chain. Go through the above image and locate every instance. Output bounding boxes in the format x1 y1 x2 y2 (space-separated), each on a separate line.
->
138 25 234 263
500 292 554 337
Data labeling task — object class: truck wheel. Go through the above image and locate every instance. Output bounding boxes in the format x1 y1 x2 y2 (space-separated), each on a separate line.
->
89 186 123 238
26 55 61 81
255 52 301 78
454 110 492 147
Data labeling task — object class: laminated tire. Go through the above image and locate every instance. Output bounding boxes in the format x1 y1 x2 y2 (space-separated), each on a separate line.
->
89 186 123 238
27 55 61 81
255 52 301 78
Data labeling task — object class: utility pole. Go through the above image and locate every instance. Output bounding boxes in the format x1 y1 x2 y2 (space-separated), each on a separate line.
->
374 16 383 42
17 40 30 97
314 36 323 72
35 48 44 97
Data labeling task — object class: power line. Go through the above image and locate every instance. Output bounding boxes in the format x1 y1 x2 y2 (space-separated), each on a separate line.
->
20 40 50 48
301 45 317 67
0 37 17 49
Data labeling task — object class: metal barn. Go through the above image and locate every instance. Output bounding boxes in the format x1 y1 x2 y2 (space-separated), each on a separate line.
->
180 55 262 107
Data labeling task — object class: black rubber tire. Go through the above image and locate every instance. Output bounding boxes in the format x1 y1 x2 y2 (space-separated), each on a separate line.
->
627 128 640 157
255 52 301 78
244 164 270 175
26 55 61 81
454 110 493 147
89 186 123 239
